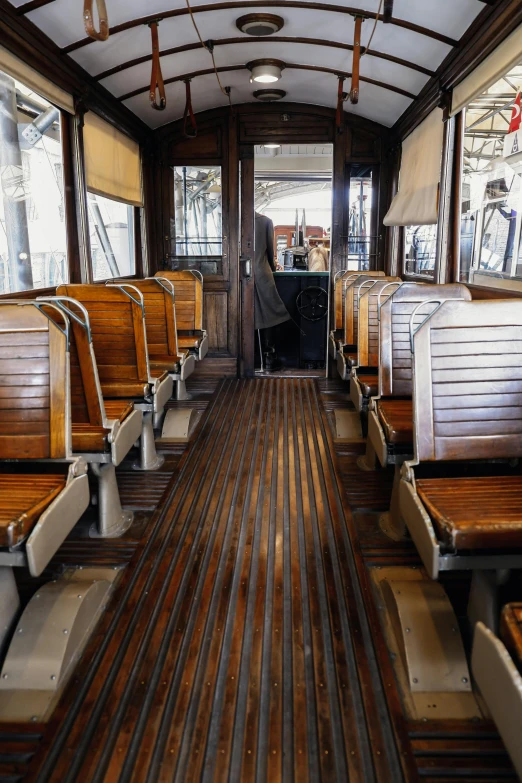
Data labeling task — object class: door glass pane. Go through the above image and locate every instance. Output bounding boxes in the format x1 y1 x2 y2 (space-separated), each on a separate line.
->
0 71 67 293
173 166 222 256
403 224 437 276
87 193 135 281
346 175 372 270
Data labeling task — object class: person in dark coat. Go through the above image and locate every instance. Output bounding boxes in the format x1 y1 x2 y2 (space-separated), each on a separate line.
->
254 212 290 369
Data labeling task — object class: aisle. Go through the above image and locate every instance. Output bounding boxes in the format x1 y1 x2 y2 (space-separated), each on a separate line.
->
28 379 401 783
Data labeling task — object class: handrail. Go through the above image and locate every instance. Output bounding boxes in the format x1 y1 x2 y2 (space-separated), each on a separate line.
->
37 296 92 344
148 275 175 299
377 281 402 320
1 300 70 346
106 282 144 309
409 299 444 354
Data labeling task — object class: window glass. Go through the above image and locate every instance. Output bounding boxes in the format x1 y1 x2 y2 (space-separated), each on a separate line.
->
403 224 437 276
0 71 67 294
87 193 135 281
346 175 372 270
173 166 222 256
460 62 522 289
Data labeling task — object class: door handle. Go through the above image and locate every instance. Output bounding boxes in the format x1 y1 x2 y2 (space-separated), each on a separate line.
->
241 255 252 278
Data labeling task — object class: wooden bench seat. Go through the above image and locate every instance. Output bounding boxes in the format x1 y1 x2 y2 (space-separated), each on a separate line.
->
154 271 208 361
416 476 522 550
376 398 413 445
500 603 522 674
356 374 378 398
399 299 522 579
0 474 66 547
104 400 134 422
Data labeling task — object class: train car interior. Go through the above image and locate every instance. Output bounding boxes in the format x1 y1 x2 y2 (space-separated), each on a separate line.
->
0 1 522 781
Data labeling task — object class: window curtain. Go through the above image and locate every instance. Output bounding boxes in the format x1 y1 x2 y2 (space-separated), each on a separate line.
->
0 44 74 113
451 24 522 116
383 108 444 227
83 111 143 207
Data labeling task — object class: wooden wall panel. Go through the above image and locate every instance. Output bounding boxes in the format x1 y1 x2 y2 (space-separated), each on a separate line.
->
204 291 228 352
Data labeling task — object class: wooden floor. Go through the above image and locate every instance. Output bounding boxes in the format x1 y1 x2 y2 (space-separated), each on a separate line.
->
10 378 405 782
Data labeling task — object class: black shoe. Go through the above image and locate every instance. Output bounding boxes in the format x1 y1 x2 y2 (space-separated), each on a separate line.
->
264 350 281 372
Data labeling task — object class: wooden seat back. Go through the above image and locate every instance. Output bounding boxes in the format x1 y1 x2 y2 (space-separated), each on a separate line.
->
155 270 203 332
0 302 70 459
358 278 402 367
412 299 522 462
379 283 471 397
40 297 105 427
113 277 180 359
57 284 151 388
345 275 397 347
334 270 384 333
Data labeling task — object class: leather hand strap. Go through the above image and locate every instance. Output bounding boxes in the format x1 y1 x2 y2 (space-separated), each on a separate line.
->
84 0 109 42
149 22 166 111
183 79 197 138
350 16 362 105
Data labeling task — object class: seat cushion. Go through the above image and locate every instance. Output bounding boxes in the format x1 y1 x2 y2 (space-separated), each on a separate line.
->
0 474 66 547
104 400 134 423
357 374 378 398
72 424 110 453
416 476 522 550
501 603 522 674
178 336 200 350
377 399 413 445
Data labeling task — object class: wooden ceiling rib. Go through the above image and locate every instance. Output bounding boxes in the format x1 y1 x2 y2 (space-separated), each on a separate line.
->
60 2 460 55
118 62 417 103
94 36 435 83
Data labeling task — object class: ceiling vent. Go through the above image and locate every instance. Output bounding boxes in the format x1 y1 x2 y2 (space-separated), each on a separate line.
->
236 14 284 36
253 89 286 102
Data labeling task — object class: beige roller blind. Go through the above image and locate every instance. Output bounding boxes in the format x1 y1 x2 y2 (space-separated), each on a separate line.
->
84 112 143 207
383 108 444 227
0 45 74 114
451 24 522 116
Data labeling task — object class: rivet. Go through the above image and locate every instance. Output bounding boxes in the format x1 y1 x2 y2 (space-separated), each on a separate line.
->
412 678 418 684
461 677 468 684
18 628 23 633
63 629 68 634
50 675 56 681
405 627 411 633
31 716 38 722
2 674 8 679
77 595 82 599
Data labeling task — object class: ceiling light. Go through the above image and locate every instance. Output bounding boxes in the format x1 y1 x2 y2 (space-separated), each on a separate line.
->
236 13 284 36
253 88 286 102
264 144 281 149
247 59 285 84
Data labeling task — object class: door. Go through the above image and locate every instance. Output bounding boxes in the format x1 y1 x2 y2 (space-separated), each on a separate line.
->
239 146 255 377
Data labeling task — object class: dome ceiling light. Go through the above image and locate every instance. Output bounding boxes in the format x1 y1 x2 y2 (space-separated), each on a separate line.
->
247 59 285 84
253 88 286 102
236 13 284 36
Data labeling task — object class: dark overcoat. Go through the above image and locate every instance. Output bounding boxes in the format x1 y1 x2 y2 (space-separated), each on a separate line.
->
254 212 290 330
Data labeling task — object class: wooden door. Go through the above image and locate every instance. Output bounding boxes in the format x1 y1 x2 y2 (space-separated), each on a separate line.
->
239 147 255 377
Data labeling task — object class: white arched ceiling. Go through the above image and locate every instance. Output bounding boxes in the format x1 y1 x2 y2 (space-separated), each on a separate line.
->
7 0 486 129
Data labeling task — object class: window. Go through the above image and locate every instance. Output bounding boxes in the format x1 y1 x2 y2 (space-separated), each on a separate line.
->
403 224 437 277
459 62 522 290
346 175 372 270
0 71 67 294
87 194 135 281
173 166 222 257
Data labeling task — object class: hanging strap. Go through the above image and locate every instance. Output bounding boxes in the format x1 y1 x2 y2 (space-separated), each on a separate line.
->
350 16 362 105
383 0 394 23
183 79 198 138
149 21 166 111
336 76 345 133
84 0 109 42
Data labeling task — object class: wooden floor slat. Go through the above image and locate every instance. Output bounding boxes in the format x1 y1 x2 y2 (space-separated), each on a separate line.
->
24 379 404 782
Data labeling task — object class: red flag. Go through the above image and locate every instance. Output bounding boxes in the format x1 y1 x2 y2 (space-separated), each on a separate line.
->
509 91 521 133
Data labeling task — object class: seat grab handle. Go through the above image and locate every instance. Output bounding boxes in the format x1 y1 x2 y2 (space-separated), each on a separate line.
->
84 0 109 42
409 299 444 353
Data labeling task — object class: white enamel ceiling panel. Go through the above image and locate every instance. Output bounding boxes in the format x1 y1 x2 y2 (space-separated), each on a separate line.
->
385 0 482 38
123 67 412 129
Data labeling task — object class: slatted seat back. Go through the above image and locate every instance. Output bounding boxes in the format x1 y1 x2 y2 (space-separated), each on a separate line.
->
335 270 384 334
113 278 179 358
57 284 150 386
358 278 402 367
379 283 471 397
40 298 104 427
155 271 203 331
412 299 522 462
0 302 70 459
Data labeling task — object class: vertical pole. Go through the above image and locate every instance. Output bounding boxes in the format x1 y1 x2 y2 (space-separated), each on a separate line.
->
182 165 188 254
0 73 32 291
